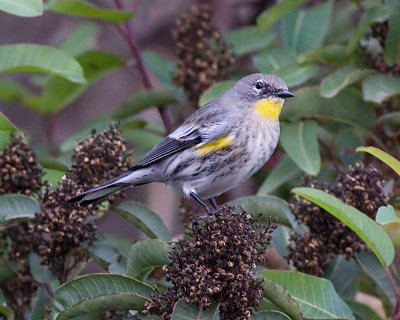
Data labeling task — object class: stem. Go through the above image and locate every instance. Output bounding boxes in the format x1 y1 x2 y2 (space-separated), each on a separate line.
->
385 267 400 320
113 0 173 132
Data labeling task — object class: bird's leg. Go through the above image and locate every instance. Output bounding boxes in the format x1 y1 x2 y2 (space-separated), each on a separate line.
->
189 192 211 213
209 197 219 209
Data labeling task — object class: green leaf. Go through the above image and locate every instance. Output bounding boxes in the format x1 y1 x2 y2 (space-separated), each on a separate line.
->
260 270 355 320
224 26 275 56
298 44 347 64
320 66 375 98
271 225 292 257
39 156 69 172
256 0 308 31
112 200 171 241
334 128 364 166
29 287 51 320
96 233 132 258
171 300 219 320
261 277 303 320
281 87 375 129
112 90 177 120
0 0 42 17
275 63 319 87
281 0 334 55
355 251 399 307
0 304 14 320
257 156 301 195
253 311 291 320
126 239 170 278
0 44 85 83
142 51 179 94
292 187 395 266
0 112 17 150
253 48 318 86
376 205 400 225
346 301 382 320
324 256 359 297
0 262 18 283
199 80 235 106
384 6 400 66
280 121 321 175
0 290 14 319
0 79 30 104
0 194 40 225
0 112 17 133
59 116 112 153
326 4 358 44
377 111 400 125
53 274 153 320
39 156 69 185
47 0 133 23
362 74 400 103
88 242 121 270
229 195 296 228
32 51 123 113
59 23 99 57
356 146 400 175
253 48 296 73
28 252 59 291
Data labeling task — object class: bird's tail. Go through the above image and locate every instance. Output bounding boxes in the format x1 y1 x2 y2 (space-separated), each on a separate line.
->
67 169 153 205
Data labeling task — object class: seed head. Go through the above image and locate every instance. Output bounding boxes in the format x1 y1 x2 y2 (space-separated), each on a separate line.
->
287 163 389 275
172 4 235 104
0 134 43 195
146 206 276 320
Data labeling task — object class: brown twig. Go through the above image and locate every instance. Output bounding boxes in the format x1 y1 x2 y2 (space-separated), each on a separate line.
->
113 0 173 133
385 267 400 320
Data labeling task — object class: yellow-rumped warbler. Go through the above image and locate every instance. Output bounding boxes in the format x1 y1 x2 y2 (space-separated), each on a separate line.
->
68 73 294 211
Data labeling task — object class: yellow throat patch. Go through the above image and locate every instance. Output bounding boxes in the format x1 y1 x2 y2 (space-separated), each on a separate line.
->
254 98 284 120
195 136 233 155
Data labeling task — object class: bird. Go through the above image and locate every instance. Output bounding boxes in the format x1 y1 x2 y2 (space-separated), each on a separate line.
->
68 73 294 212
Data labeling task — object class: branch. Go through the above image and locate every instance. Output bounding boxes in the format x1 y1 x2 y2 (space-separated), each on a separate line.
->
385 267 400 320
113 0 173 132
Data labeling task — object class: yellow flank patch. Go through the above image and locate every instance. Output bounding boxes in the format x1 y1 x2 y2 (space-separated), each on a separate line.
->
195 136 233 155
254 98 284 120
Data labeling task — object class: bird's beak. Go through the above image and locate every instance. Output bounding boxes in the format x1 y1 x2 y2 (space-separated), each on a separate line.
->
276 90 295 99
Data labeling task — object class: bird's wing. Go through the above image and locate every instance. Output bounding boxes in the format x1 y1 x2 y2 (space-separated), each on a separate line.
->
131 135 201 169
131 103 228 169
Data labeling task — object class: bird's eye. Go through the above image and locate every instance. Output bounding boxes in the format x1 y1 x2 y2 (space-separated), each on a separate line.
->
255 81 264 90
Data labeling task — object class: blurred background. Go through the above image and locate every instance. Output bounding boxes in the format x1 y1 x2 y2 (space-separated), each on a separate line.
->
1 0 400 318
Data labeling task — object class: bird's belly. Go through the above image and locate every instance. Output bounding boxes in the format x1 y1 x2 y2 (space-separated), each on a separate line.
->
162 121 280 199
194 156 263 198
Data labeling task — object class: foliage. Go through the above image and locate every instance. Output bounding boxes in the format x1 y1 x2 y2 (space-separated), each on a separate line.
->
0 0 400 319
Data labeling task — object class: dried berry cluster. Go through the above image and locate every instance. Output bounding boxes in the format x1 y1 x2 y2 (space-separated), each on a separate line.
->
287 163 389 276
29 126 131 278
69 126 132 202
1 277 38 320
1 127 132 315
0 134 43 195
144 206 277 320
0 135 44 316
172 4 235 104
361 21 400 74
4 126 131 276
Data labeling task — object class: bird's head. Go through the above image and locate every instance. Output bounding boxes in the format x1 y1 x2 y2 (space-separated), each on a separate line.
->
231 73 294 121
